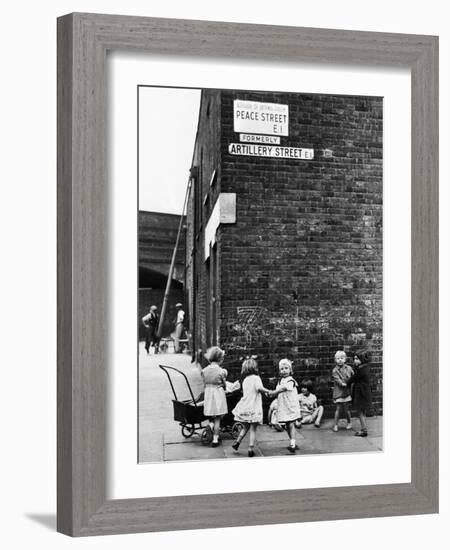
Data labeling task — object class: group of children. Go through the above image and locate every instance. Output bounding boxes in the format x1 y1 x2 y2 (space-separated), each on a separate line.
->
201 347 373 457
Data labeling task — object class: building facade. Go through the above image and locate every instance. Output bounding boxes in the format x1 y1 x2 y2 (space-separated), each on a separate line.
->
186 89 383 414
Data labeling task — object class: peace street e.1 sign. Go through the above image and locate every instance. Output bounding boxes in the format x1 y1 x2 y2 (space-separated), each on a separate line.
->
234 100 288 136
232 100 314 160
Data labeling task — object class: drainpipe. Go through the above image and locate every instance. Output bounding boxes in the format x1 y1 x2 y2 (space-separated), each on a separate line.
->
157 178 192 338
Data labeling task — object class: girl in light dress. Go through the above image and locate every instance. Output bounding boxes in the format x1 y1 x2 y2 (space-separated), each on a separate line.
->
232 357 271 457
202 346 228 447
269 358 301 453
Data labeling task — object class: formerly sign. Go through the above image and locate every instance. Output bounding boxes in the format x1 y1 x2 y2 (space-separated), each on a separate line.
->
228 143 314 160
240 133 280 145
234 100 289 136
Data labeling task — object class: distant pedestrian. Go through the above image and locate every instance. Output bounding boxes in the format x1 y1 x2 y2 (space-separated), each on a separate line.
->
295 379 324 428
332 350 354 432
268 358 300 453
232 357 271 457
142 305 159 355
173 303 185 353
202 346 228 447
347 350 373 437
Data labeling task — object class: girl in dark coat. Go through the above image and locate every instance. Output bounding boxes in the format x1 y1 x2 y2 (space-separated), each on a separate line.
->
348 349 373 437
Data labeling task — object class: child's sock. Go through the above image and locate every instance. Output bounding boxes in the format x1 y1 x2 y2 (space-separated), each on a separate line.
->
290 439 296 447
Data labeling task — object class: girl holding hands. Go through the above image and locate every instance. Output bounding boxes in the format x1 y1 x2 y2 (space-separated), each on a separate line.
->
269 358 301 453
202 346 228 447
232 357 271 457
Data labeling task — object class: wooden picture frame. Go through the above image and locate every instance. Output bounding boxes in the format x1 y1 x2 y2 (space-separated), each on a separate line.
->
57 13 438 536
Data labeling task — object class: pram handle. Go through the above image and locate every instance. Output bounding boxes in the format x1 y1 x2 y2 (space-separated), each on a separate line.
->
159 364 199 406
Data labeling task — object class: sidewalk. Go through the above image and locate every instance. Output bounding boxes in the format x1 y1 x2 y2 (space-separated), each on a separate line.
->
139 346 383 463
163 417 383 462
138 343 204 463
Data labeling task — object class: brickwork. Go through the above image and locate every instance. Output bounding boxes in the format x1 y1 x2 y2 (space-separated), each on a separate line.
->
187 89 383 415
186 91 223 352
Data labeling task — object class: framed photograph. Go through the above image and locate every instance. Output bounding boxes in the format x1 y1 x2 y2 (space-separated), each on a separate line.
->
136 85 385 465
57 13 438 536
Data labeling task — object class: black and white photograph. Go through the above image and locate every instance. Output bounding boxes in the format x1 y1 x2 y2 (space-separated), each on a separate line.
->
138 85 383 463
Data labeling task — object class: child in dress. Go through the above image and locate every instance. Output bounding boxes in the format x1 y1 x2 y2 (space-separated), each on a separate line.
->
346 350 373 437
202 346 228 447
269 358 300 453
332 350 354 432
295 379 324 428
232 357 270 457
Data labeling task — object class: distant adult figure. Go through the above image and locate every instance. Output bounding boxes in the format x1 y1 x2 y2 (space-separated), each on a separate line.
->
142 305 159 355
173 303 185 353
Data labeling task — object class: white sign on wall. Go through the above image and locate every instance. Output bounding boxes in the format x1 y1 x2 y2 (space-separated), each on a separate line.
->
240 133 281 144
228 143 314 160
234 100 289 136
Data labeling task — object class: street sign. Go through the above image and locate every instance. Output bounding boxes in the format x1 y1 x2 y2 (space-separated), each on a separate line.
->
239 133 281 144
228 143 314 160
234 100 289 136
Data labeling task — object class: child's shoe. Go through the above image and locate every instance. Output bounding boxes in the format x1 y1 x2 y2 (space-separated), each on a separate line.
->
354 431 368 437
332 425 339 432
346 423 353 430
248 449 255 457
232 441 240 451
287 445 297 453
314 422 321 428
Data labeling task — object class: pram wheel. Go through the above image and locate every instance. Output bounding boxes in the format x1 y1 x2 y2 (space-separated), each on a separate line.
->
201 425 213 445
181 425 195 438
231 422 244 440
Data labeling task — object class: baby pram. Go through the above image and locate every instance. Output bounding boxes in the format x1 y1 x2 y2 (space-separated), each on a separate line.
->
159 364 243 444
199 387 243 445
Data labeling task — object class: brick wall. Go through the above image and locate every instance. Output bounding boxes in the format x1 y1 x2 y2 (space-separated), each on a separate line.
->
190 89 383 416
186 91 223 353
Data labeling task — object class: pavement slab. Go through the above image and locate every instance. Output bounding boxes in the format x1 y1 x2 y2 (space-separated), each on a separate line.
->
295 435 374 455
138 431 164 463
367 436 383 451
164 430 206 445
256 440 303 457
223 442 264 459
164 441 227 461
